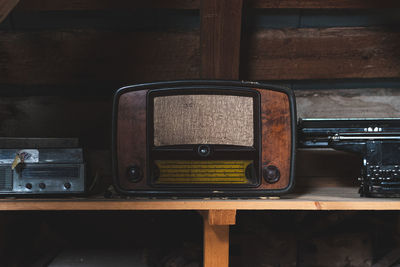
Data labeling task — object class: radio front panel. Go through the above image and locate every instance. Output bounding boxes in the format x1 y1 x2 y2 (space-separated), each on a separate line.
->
0 163 85 194
0 145 85 195
113 80 296 197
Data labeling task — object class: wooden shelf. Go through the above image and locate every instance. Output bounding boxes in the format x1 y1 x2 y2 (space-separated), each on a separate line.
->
0 187 399 211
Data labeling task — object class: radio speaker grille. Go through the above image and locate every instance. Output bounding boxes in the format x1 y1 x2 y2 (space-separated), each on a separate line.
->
153 95 254 146
0 166 13 190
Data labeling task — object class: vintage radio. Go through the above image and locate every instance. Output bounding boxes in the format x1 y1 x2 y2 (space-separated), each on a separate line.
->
0 138 85 195
112 80 296 197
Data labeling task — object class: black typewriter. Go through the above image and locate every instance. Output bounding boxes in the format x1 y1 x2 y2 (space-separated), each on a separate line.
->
298 118 400 197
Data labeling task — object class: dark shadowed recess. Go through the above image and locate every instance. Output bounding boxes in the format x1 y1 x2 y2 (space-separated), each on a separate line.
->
231 211 400 267
0 9 200 31
244 8 400 29
1 210 398 267
0 211 203 267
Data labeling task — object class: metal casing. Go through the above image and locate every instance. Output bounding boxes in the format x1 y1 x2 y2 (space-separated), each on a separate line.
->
0 147 85 195
298 118 400 197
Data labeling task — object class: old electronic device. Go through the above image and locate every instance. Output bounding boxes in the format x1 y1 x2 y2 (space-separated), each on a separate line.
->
0 138 85 195
112 80 296 197
298 118 400 197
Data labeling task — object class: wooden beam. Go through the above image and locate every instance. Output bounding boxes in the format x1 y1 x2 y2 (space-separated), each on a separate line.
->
0 96 111 149
246 0 400 9
242 27 400 80
0 30 199 85
14 0 400 11
200 0 243 79
12 0 400 11
296 88 400 119
15 0 200 11
3 27 399 84
201 210 236 267
198 3 243 263
205 210 237 225
0 0 19 23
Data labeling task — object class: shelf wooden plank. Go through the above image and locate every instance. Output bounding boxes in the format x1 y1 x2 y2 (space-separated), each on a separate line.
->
0 187 400 211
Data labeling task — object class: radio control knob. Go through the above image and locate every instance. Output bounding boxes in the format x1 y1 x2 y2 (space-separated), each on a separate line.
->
64 182 71 189
197 145 211 157
39 183 46 189
263 165 280 183
25 183 32 189
127 165 142 182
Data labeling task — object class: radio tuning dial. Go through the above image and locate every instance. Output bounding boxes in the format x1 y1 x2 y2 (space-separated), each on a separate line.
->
39 183 46 189
64 182 71 189
263 165 280 183
25 183 32 189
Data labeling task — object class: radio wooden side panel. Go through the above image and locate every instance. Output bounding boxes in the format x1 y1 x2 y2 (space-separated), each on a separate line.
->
117 90 148 190
257 89 292 190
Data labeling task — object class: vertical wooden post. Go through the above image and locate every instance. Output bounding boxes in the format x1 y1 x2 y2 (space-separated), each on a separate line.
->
0 0 19 23
201 210 236 267
200 1 242 265
200 0 243 79
200 0 243 265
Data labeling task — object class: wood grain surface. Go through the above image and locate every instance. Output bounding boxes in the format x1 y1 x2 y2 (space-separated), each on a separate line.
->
200 0 243 79
15 0 200 11
116 87 293 192
202 210 234 267
205 210 237 225
117 90 148 190
257 89 292 190
0 0 19 23
0 30 200 85
1 187 400 210
13 0 400 11
296 88 400 118
203 221 230 267
1 27 399 84
242 27 400 80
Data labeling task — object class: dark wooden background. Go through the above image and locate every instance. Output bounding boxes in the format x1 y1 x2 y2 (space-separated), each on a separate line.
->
0 0 400 266
1 0 400 146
